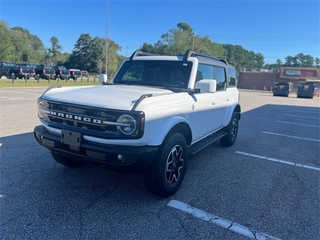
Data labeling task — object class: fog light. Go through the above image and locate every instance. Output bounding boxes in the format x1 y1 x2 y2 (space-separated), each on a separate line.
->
117 154 125 162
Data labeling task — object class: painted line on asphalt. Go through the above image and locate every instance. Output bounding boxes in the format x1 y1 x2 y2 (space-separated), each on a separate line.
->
236 151 320 171
167 200 281 240
289 109 319 114
262 131 320 143
283 114 319 120
276 120 320 128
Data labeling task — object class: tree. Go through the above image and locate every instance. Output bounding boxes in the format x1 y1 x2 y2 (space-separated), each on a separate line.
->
0 20 13 61
315 58 320 68
284 56 294 66
47 36 62 65
70 34 92 70
254 53 265 69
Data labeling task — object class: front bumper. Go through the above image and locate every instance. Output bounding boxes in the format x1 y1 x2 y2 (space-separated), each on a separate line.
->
34 125 158 173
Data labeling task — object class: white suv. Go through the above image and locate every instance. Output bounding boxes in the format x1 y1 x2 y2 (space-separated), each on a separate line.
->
34 50 241 197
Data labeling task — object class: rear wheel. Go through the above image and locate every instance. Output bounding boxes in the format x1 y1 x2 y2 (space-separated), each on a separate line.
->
146 132 188 197
50 151 84 168
220 112 239 147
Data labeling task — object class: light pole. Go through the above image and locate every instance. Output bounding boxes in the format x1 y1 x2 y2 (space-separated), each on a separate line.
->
192 34 196 51
105 0 109 78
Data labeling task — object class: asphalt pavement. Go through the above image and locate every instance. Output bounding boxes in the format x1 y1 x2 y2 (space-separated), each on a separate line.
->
0 88 319 240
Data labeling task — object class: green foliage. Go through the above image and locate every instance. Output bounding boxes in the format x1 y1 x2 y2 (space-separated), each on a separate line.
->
1 20 318 76
284 53 315 67
0 20 13 61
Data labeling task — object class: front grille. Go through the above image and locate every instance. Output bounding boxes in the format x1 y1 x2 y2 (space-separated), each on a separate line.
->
42 101 144 139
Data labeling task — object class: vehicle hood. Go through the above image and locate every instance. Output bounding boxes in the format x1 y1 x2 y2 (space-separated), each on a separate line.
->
42 84 175 110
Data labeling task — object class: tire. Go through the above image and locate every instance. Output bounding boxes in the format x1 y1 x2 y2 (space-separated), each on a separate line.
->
220 112 239 147
50 150 84 168
146 132 188 197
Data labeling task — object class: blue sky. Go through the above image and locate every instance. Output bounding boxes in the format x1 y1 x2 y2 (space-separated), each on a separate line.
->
0 0 319 64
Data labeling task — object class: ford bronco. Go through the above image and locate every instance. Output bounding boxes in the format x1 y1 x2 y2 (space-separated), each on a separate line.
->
34 50 241 197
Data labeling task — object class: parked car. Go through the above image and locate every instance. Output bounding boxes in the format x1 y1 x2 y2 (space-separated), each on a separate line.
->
68 69 81 80
18 63 37 79
35 65 55 80
0 62 16 78
54 66 69 80
314 86 320 97
81 70 89 77
0 62 35 79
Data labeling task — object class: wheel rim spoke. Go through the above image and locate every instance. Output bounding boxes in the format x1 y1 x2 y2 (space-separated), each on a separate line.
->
231 118 238 140
165 145 184 184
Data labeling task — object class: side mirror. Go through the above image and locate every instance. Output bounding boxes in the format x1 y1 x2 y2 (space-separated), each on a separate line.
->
195 79 217 93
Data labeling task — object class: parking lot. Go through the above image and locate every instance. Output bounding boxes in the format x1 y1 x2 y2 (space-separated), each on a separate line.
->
0 88 319 240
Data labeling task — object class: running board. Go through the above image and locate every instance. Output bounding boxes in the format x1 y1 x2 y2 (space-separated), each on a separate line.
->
188 131 227 156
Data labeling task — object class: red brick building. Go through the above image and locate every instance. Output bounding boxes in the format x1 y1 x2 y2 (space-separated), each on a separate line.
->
238 67 320 92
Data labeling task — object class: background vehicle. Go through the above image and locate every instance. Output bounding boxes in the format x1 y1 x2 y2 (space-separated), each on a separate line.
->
54 66 69 80
17 63 37 79
0 62 35 79
35 65 55 80
68 69 81 80
81 70 89 77
0 62 16 78
313 86 320 97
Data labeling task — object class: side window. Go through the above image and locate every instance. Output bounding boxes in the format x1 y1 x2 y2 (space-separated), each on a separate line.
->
197 64 213 80
228 68 236 87
213 66 226 91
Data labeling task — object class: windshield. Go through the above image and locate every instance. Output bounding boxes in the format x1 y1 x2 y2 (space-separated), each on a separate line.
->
113 60 192 88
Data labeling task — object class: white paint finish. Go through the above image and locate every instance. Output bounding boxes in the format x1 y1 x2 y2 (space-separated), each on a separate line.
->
167 200 281 240
236 151 320 171
276 120 320 128
262 131 320 143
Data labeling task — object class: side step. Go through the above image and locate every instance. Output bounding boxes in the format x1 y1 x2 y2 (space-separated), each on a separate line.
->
188 131 227 156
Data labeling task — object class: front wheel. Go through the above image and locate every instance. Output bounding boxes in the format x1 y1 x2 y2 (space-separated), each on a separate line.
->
146 132 188 197
50 151 84 168
220 112 239 147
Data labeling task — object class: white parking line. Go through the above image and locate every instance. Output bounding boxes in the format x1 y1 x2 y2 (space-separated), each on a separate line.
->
167 200 281 240
289 109 319 114
276 120 320 128
236 151 320 171
283 114 319 120
262 131 320 143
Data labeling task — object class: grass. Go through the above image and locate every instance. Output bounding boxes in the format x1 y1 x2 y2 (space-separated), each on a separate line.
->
0 77 101 88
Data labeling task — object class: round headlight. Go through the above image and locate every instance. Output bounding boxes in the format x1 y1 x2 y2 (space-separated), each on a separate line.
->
38 99 49 119
117 114 136 135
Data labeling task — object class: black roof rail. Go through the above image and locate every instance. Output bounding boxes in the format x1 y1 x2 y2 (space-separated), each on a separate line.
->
129 50 158 60
183 49 228 64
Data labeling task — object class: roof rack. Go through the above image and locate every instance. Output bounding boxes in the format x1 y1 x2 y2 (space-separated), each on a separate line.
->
129 50 158 60
183 50 228 64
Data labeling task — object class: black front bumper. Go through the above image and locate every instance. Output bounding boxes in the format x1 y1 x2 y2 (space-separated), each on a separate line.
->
34 125 158 173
